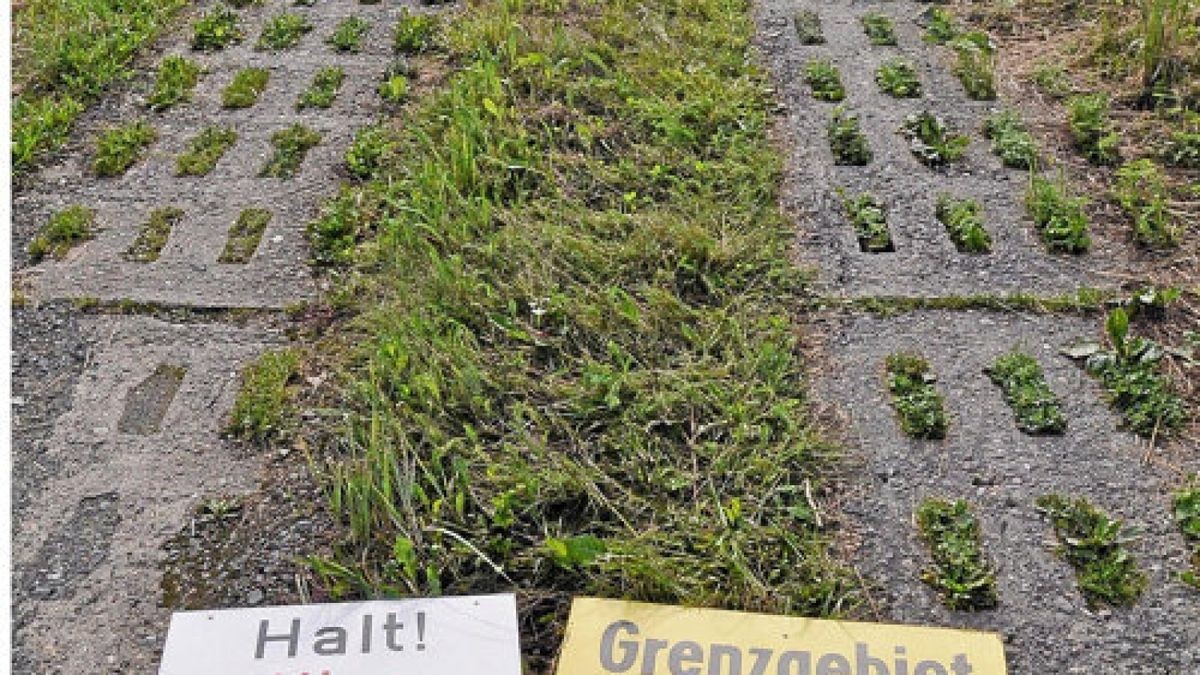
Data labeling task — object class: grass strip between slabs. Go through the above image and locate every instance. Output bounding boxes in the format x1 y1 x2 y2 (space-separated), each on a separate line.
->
303 0 859 659
1037 494 1147 608
916 499 998 610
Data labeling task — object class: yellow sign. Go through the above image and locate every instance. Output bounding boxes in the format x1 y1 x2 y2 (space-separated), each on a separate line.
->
556 598 1007 675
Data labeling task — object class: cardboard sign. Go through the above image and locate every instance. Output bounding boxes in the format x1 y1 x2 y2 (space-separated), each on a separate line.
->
159 593 522 675
556 598 1007 675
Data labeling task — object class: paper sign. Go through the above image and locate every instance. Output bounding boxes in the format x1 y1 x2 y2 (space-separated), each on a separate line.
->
158 593 522 675
556 598 1007 675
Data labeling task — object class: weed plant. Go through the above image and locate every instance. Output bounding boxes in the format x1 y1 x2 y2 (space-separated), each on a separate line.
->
983 111 1038 170
304 0 858 634
299 67 344 110
1175 485 1200 589
345 125 396 181
126 207 182 262
261 124 321 178
176 126 237 176
192 5 242 50
328 17 371 52
219 208 272 263
841 191 893 252
1037 494 1147 608
1025 174 1092 253
923 7 959 44
886 353 948 439
1162 113 1200 168
257 13 312 50
12 0 184 171
876 60 922 98
794 9 824 45
148 55 201 110
986 351 1066 434
916 499 998 610
1113 159 1180 248
1032 63 1072 99
1067 94 1121 165
952 32 996 100
379 74 410 104
1085 308 1186 437
862 12 898 46
28 205 95 261
935 195 991 253
228 348 300 442
901 112 968 167
804 60 845 102
828 107 872 165
222 68 270 108
394 9 438 53
93 120 157 176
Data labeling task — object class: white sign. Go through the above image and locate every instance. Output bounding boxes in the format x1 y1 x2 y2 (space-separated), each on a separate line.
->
159 593 522 675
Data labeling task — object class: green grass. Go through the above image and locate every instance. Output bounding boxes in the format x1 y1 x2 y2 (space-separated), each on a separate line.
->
1067 93 1122 165
861 12 897 46
793 9 824 45
192 5 243 51
304 0 858 648
901 112 968 167
876 59 922 98
983 110 1038 170
257 12 313 50
986 351 1066 435
176 126 238 176
261 124 321 178
126 207 183 262
1175 484 1200 589
1026 174 1092 254
394 9 439 54
952 32 997 100
804 60 845 102
28 205 95 262
916 499 998 610
1085 308 1187 438
1037 494 1147 608
228 348 301 442
93 119 157 177
218 208 272 263
328 16 371 53
344 125 397 181
935 195 991 253
379 74 410 104
840 191 893 253
12 0 185 172
828 107 872 165
222 67 270 108
923 7 959 44
298 67 345 110
1161 112 1200 167
147 55 202 111
886 353 948 440
1113 159 1181 248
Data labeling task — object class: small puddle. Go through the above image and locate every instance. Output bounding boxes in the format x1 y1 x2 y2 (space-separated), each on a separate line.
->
117 363 187 435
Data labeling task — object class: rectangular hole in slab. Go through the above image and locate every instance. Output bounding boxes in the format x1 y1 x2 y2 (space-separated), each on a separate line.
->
125 207 183 263
117 363 186 435
218 208 272 264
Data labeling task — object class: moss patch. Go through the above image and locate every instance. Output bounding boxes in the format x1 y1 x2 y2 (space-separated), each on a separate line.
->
125 207 183 262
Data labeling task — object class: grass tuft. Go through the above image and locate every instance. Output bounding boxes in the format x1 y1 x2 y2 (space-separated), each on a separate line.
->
328 16 371 53
935 195 991 253
861 12 898 46
261 124 321 178
1026 174 1092 254
828 107 872 165
876 59 922 98
192 5 242 51
793 9 824 45
1084 308 1186 437
28 205 95 262
1037 494 1147 608
218 208 272 263
923 7 959 44
147 55 201 110
176 126 238 176
986 351 1066 434
257 13 313 51
840 191 893 253
394 9 438 54
1067 93 1122 165
222 67 270 108
1113 159 1180 248
886 353 948 439
901 112 968 168
228 348 301 443
93 119 157 177
916 499 998 610
804 60 845 102
125 207 183 262
951 32 997 100
1175 484 1200 589
983 110 1038 170
298 66 344 110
